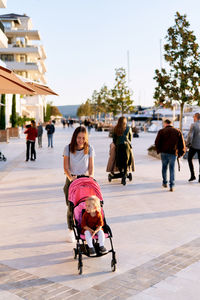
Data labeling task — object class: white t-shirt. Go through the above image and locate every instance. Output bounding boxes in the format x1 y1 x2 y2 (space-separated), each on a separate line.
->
63 144 94 175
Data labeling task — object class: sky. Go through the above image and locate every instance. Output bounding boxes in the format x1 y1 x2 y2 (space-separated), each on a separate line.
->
2 0 200 107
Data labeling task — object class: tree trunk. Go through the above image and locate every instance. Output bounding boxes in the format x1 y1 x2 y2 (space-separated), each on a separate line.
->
11 94 17 128
0 94 6 130
179 102 184 132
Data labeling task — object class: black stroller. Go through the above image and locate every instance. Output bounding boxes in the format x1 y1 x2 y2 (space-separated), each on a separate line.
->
107 142 134 185
68 177 117 275
0 151 7 161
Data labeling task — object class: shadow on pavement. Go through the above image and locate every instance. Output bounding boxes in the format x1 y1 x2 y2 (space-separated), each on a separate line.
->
0 240 66 250
1 251 73 269
107 207 200 224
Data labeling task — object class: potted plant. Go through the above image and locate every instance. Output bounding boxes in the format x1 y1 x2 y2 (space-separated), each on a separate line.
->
8 94 19 138
0 94 9 142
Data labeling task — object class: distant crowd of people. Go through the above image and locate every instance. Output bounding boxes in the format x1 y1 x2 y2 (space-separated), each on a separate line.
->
61 118 75 128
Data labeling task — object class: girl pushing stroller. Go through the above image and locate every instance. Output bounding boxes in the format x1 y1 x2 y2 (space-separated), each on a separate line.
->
68 176 116 274
107 116 135 185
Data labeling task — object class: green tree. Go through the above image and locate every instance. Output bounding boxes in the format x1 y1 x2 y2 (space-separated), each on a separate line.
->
92 86 109 120
44 103 51 122
44 103 62 121
0 94 6 130
154 12 200 131
77 99 94 117
50 106 62 116
109 68 133 116
10 94 17 128
91 90 99 118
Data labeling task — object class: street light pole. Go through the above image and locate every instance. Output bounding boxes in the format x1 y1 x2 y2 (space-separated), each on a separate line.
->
127 50 131 88
160 39 163 70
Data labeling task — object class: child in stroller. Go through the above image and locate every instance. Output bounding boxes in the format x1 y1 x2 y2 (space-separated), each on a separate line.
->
81 195 107 256
68 176 116 274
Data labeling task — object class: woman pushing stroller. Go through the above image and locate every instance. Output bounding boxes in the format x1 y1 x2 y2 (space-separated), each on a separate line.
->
107 116 135 185
63 126 94 242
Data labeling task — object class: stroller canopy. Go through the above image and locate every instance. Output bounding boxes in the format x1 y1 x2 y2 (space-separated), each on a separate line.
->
68 177 103 207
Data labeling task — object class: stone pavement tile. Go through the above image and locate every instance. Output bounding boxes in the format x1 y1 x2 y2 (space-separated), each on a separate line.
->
141 273 200 300
66 291 99 300
44 286 73 299
99 286 138 300
14 289 30 298
40 282 61 292
50 289 79 300
0 288 23 300
128 291 158 300
177 262 200 282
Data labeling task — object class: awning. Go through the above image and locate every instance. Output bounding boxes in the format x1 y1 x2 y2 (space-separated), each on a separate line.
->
0 66 35 95
26 82 58 96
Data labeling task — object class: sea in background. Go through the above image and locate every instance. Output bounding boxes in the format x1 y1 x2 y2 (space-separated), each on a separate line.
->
57 105 79 118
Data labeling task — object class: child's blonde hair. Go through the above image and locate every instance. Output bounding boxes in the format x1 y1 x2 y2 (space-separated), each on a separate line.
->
86 195 101 212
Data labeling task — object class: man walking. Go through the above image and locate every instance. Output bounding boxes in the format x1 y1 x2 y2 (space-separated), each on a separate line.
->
45 120 55 148
186 113 200 182
155 119 186 192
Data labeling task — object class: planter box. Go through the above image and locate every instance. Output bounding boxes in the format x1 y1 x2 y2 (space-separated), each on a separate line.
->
7 127 19 138
0 129 9 142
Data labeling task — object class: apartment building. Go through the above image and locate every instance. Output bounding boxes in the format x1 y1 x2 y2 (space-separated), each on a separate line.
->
0 1 15 130
0 13 47 122
0 0 7 8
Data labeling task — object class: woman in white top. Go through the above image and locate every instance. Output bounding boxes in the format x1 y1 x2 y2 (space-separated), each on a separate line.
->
63 126 94 242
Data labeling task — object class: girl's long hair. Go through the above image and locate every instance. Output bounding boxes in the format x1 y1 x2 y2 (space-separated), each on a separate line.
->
70 126 89 154
86 195 101 212
114 116 127 136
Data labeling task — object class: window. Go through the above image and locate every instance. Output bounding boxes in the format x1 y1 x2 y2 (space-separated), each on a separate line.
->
8 37 13 44
20 55 26 63
2 22 11 30
0 54 14 62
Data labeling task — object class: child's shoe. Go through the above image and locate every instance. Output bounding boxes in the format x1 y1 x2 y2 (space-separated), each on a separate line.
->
66 229 75 243
89 247 96 256
99 246 108 254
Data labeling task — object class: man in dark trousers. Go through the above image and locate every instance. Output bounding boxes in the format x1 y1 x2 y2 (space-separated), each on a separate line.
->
155 119 186 192
186 113 200 182
45 120 55 148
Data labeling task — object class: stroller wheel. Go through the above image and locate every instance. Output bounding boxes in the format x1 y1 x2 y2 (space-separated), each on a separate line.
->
78 262 83 275
111 259 116 272
121 176 126 186
108 174 112 182
73 248 77 260
3 157 7 161
128 173 132 181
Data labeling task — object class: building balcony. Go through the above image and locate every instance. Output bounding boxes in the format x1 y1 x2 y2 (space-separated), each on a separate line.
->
5 61 43 73
40 45 46 59
5 29 40 40
0 27 7 47
0 44 45 59
39 59 47 73
0 0 7 8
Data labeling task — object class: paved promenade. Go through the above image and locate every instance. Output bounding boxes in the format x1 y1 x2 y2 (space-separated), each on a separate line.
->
0 126 200 299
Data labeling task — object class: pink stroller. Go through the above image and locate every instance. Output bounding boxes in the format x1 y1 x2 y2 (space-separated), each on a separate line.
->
68 176 117 275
